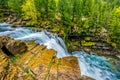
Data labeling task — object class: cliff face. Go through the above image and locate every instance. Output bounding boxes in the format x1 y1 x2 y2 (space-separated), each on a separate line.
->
0 36 93 80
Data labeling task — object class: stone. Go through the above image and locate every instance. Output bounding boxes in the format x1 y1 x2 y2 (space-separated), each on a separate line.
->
0 36 27 55
0 41 3 48
5 40 27 55
0 36 93 80
0 50 9 79
0 36 13 45
57 56 81 80
81 75 95 80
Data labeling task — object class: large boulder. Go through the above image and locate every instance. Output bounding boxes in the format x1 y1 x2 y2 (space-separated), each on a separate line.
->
5 40 27 55
0 36 27 55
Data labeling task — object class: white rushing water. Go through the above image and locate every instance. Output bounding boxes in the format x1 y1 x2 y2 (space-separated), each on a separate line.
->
0 23 120 80
72 51 120 80
0 23 69 58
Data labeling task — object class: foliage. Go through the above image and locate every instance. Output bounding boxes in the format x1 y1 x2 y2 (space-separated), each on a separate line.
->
22 0 39 26
0 0 8 8
108 7 120 47
8 0 24 16
0 0 120 49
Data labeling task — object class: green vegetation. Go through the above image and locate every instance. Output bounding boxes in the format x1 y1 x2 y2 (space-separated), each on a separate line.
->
0 0 120 51
44 57 55 80
22 0 38 26
108 7 120 48
25 69 36 79
8 0 24 16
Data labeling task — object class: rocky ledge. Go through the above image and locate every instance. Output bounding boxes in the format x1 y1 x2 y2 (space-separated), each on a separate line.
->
0 36 93 80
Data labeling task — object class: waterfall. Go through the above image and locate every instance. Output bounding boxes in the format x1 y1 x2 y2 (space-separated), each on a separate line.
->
0 23 69 58
0 23 120 80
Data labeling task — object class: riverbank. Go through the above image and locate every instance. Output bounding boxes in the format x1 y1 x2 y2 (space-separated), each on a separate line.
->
1 16 120 59
0 9 120 59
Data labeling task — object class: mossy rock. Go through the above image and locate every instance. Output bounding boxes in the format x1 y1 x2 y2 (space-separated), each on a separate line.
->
82 41 96 46
84 37 91 41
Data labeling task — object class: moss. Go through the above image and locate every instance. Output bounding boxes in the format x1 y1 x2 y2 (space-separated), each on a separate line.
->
67 41 80 51
82 41 96 46
84 37 91 41
80 78 85 80
24 68 36 79
15 43 20 47
67 41 79 47
111 42 116 47
58 59 62 65
44 58 55 80
51 26 60 32
10 56 17 63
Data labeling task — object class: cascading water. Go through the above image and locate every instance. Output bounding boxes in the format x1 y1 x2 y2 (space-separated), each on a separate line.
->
72 51 120 80
0 23 120 80
0 23 69 58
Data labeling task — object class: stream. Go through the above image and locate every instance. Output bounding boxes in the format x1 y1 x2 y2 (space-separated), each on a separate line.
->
0 23 120 80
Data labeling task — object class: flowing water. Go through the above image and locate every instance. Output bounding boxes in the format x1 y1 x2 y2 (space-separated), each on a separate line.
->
0 23 120 80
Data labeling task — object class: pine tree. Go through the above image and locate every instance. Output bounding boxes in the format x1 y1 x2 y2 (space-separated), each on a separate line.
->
0 0 8 8
108 7 120 47
22 0 39 26
8 0 24 16
58 0 72 43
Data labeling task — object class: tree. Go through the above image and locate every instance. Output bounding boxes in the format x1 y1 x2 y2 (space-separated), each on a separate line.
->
48 0 57 21
22 0 39 26
58 0 72 43
0 0 8 8
8 0 24 16
34 0 57 21
108 7 120 47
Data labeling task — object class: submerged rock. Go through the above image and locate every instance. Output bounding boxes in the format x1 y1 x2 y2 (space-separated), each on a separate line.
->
0 36 94 80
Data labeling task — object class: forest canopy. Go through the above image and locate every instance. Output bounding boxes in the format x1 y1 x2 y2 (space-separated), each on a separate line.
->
0 0 120 49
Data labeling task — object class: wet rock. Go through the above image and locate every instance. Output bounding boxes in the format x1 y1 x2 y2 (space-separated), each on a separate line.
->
57 56 81 80
81 75 95 80
84 47 91 53
68 45 80 52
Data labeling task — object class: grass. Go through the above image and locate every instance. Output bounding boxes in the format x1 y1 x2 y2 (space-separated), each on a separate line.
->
24 68 36 79
44 57 55 80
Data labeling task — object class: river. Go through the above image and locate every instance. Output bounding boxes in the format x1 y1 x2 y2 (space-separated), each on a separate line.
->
0 23 120 80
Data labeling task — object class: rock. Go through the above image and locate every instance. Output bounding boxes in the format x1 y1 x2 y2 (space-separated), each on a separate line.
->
57 56 81 80
5 40 27 55
9 17 17 24
0 36 93 80
0 50 9 79
68 45 80 52
81 75 95 80
0 36 13 45
84 47 91 53
0 41 3 48
0 36 27 55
